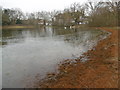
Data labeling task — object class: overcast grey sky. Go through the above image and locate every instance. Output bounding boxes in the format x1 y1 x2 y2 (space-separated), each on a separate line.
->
0 0 88 13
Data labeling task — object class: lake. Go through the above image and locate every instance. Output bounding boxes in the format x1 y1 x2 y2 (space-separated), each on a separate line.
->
2 26 109 88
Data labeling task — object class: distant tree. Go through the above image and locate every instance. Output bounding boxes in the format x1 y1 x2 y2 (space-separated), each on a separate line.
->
2 0 119 27
118 1 120 26
39 11 50 25
53 3 86 26
16 19 22 24
85 0 118 27
27 13 36 25
70 3 85 25
49 10 60 25
0 7 2 25
2 9 10 25
2 8 24 25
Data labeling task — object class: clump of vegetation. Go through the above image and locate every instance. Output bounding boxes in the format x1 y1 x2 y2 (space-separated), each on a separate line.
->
1 0 119 27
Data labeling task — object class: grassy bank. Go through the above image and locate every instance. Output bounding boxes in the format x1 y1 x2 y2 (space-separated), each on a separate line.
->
1 25 35 29
34 27 118 88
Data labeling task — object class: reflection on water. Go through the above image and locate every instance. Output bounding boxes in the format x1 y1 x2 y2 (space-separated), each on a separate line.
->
2 26 109 88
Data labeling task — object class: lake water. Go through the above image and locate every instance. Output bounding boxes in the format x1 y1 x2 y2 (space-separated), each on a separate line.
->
2 26 109 88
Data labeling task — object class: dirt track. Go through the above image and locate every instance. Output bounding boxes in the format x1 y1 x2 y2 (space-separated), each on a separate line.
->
36 27 118 88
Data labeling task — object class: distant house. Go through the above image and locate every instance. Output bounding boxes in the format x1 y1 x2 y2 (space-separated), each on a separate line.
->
54 13 73 26
37 19 44 25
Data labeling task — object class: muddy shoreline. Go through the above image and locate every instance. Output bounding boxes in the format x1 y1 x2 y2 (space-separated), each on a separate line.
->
34 27 118 88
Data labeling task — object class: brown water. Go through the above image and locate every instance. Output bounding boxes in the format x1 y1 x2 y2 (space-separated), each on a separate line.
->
2 26 109 88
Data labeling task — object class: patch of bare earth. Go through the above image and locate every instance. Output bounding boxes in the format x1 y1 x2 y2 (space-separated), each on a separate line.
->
35 27 118 88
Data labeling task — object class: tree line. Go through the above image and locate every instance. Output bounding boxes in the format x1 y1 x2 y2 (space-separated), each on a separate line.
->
1 0 119 27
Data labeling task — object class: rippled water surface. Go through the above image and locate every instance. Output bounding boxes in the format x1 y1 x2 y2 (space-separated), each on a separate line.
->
2 27 109 88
